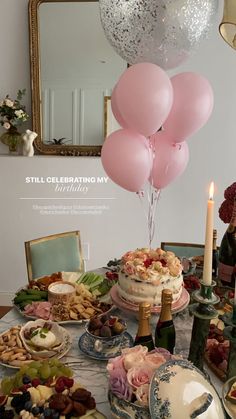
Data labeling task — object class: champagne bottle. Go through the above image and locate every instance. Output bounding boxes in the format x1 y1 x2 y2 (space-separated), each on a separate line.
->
134 302 155 351
155 289 176 354
218 198 236 288
212 229 218 279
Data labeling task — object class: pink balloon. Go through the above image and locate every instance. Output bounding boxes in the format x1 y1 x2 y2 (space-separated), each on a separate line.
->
150 131 189 189
101 129 152 192
111 85 128 128
115 63 173 137
163 72 214 143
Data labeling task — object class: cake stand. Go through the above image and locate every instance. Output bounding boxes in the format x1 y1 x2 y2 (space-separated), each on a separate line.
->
110 285 190 316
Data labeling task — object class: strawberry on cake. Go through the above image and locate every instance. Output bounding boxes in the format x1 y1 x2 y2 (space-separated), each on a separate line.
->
117 248 183 306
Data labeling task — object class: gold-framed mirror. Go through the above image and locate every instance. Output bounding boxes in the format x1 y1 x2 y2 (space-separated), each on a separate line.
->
29 0 126 156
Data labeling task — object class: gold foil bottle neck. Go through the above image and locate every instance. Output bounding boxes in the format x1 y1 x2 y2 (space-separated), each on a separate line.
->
161 289 173 305
139 302 151 319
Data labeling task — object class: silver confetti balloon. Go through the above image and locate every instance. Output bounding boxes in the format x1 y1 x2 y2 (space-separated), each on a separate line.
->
99 0 219 69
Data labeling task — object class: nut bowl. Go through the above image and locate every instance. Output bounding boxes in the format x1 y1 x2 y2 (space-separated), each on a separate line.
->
20 319 65 358
85 315 127 353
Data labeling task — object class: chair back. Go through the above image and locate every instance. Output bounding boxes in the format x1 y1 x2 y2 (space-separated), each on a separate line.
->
161 242 205 258
25 231 84 282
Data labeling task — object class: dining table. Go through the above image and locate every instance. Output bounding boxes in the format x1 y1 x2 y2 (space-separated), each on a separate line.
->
0 301 225 418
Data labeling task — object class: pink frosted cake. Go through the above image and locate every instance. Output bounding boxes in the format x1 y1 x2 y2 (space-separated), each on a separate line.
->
117 248 183 306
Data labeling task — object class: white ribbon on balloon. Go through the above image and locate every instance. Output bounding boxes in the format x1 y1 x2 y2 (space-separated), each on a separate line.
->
137 137 161 249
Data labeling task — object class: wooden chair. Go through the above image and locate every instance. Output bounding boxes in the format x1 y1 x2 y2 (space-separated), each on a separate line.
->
160 242 205 258
25 231 84 282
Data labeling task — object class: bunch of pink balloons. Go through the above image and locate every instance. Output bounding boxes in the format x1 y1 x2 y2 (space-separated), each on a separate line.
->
101 63 214 192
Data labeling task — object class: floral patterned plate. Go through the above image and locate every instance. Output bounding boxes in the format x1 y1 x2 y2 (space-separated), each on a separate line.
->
149 359 225 419
78 331 133 361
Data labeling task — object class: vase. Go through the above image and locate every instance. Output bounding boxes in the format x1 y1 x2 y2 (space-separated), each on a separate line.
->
0 126 22 154
108 391 150 419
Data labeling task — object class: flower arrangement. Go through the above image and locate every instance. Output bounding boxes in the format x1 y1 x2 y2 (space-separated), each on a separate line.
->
121 248 182 280
0 89 29 130
219 182 236 223
107 345 174 407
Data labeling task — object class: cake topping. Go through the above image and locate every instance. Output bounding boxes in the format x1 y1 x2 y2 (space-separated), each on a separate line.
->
122 248 182 280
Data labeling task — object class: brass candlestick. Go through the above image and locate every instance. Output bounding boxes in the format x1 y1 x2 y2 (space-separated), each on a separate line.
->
188 281 220 371
219 303 236 379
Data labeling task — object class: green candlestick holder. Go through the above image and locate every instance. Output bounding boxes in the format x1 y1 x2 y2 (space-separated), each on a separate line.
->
188 280 220 371
219 303 236 379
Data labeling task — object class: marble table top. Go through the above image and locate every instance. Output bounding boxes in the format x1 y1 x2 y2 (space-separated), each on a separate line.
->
0 306 223 418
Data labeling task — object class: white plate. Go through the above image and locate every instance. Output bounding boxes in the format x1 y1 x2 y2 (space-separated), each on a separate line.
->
13 284 114 324
0 326 72 369
14 302 115 325
222 376 236 419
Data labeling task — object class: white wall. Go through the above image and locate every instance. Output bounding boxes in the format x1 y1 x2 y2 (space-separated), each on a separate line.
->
0 1 235 303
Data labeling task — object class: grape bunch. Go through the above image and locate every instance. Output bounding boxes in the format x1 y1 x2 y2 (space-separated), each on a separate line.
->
1 359 73 395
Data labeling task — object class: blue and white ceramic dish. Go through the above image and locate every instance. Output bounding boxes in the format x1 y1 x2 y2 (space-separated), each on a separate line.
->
85 317 127 353
108 359 225 419
78 331 134 360
149 359 225 419
108 391 150 419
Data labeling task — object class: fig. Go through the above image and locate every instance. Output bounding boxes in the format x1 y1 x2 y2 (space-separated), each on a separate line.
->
100 315 109 324
93 329 100 336
71 388 91 402
84 396 96 410
112 321 125 335
104 317 117 327
100 325 112 337
49 394 67 411
0 395 7 406
10 389 22 395
89 318 103 331
73 401 87 416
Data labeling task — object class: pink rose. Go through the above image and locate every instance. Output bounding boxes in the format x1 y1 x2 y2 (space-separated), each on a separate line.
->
122 345 147 371
107 355 126 377
135 383 149 406
123 252 134 262
127 366 153 389
3 122 10 130
122 345 148 356
109 372 133 401
149 347 171 359
125 264 135 275
135 252 147 260
145 352 166 370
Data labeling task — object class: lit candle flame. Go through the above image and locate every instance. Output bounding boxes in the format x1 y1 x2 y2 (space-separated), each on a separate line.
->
209 181 214 200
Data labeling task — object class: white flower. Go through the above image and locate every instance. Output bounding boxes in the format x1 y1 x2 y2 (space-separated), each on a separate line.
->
5 99 14 107
0 101 3 107
3 122 10 130
15 109 24 118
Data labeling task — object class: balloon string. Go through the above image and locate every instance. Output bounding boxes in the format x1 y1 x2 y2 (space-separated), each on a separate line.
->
147 136 157 248
137 190 148 222
138 136 161 248
148 188 161 248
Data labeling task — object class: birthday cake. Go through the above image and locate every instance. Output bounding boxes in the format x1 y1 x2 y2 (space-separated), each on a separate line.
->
117 248 183 306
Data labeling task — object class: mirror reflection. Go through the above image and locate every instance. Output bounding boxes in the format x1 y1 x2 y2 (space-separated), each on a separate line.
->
38 1 126 148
